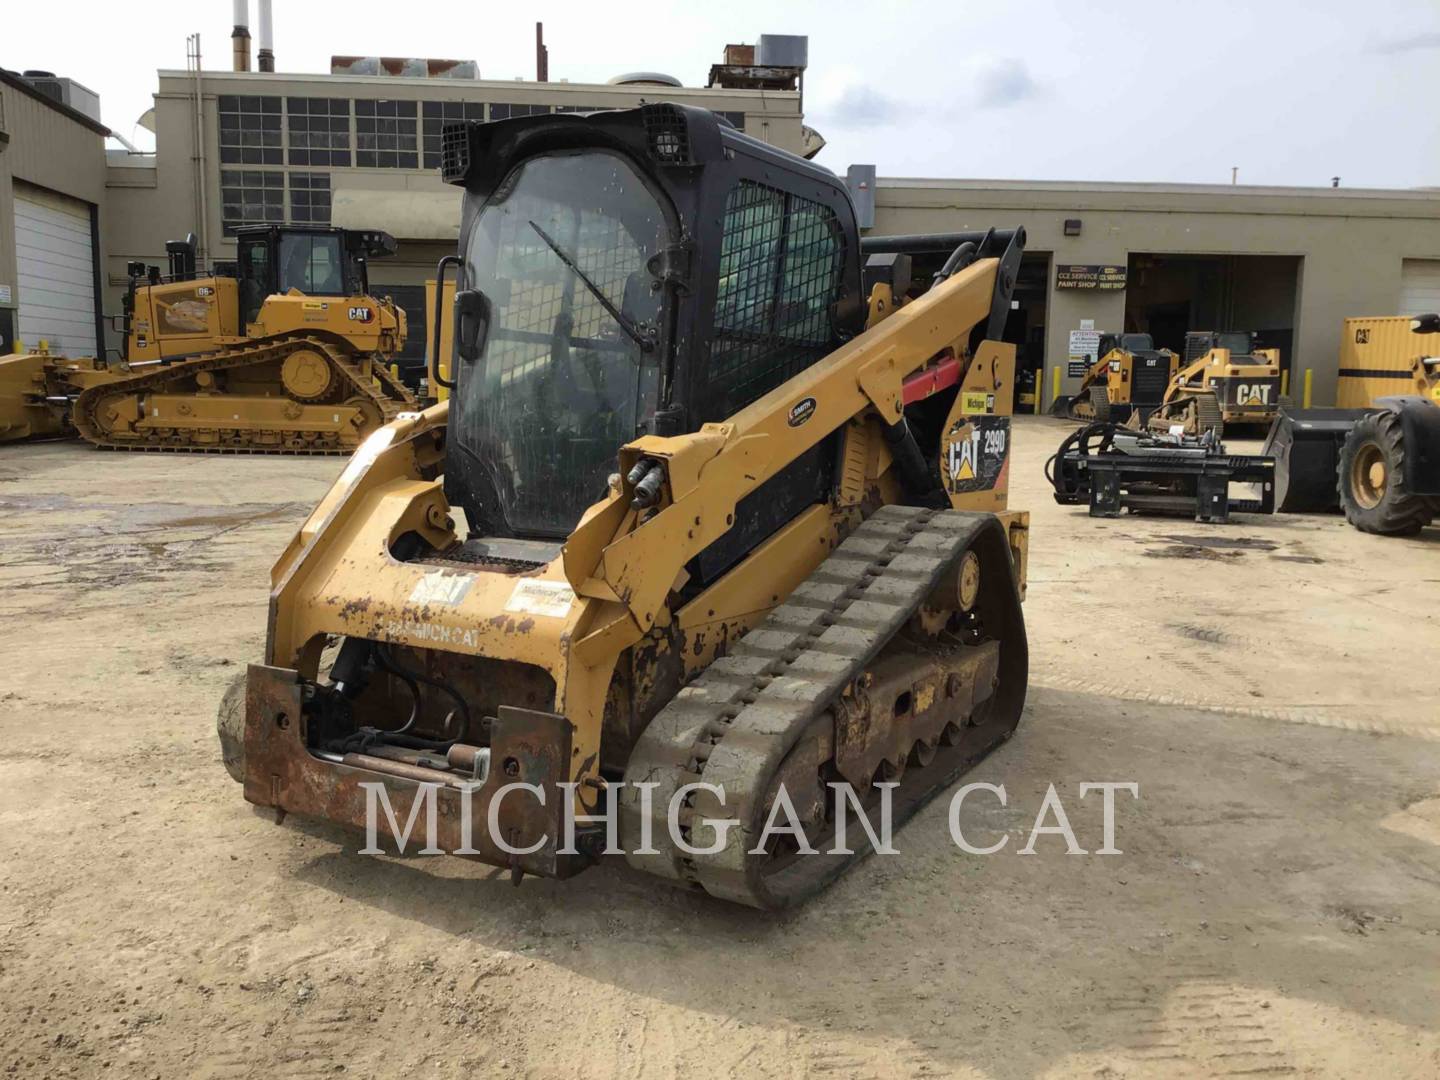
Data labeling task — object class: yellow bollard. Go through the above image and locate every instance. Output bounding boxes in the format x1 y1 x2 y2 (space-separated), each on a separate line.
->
1051 365 1062 410
1303 368 1313 409
1281 369 1289 398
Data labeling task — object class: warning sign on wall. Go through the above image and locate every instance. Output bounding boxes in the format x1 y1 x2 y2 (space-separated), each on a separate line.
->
1067 328 1102 378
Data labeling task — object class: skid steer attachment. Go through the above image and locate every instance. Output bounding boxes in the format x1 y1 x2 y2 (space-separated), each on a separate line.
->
224 104 1031 908
1262 408 1364 512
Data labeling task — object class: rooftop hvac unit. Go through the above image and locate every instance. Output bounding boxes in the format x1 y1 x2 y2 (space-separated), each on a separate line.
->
755 35 808 69
19 71 101 123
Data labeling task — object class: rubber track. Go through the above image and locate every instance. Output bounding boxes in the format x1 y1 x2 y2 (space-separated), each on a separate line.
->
71 335 416 455
620 504 1016 909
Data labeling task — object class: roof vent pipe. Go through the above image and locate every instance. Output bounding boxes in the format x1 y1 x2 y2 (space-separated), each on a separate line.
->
257 0 274 72
231 0 251 72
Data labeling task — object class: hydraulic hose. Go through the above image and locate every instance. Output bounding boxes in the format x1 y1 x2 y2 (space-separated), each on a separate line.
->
373 642 473 735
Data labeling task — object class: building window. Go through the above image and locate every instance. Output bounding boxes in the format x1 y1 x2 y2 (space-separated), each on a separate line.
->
289 173 331 225
218 95 282 165
221 169 284 235
715 111 746 131
422 101 486 170
287 97 351 167
488 103 552 121
355 99 419 168
553 104 606 114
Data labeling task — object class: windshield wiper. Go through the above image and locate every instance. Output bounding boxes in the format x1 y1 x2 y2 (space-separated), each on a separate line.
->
528 220 654 353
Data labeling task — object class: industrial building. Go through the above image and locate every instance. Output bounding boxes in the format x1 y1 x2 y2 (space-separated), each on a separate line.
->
3 22 1439 403
847 173 1440 408
99 29 811 374
0 69 110 358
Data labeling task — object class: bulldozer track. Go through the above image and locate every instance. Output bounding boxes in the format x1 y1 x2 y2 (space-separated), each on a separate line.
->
71 335 417 455
620 504 1026 910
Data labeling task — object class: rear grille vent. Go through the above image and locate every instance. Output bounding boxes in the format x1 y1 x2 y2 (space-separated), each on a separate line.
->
1130 355 1171 402
642 104 694 165
440 121 472 183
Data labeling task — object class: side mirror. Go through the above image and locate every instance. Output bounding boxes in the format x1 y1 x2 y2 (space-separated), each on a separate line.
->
454 288 491 362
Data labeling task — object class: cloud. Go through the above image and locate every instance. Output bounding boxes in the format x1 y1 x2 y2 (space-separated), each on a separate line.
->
823 84 902 128
972 57 1040 109
1371 30 1440 54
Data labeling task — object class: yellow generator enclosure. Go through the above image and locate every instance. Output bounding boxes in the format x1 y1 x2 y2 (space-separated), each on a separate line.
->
1338 316 1439 407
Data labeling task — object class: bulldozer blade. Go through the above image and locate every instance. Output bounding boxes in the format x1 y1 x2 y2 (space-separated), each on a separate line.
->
1263 407 1366 513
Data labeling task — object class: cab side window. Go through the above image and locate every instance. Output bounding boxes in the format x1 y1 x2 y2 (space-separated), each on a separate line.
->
705 181 845 421
277 233 346 296
237 238 271 326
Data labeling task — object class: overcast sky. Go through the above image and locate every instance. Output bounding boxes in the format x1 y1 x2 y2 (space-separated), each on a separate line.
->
7 0 1439 188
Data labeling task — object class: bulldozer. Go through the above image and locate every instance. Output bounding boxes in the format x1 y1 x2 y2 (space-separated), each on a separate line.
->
1143 330 1286 439
1050 332 1178 423
1266 313 1440 533
220 104 1030 910
0 225 416 453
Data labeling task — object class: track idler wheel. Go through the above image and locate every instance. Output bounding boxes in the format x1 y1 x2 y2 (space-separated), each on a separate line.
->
281 349 334 400
344 395 385 440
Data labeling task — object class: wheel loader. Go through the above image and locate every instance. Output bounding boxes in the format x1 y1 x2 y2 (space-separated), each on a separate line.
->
1143 330 1286 439
0 225 416 453
220 103 1030 909
1049 332 1178 424
1265 313 1440 533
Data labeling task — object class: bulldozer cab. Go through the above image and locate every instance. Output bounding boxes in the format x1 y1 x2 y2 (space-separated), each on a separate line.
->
233 226 395 326
439 104 863 541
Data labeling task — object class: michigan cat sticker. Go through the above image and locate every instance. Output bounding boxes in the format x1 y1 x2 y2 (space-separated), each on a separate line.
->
944 415 1010 494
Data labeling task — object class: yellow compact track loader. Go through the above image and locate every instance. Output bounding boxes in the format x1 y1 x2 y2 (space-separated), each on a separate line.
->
1144 330 1286 439
0 226 415 453
221 104 1030 909
1051 332 1178 424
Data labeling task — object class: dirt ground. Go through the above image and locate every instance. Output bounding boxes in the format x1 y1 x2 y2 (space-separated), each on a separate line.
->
1 415 1437 1079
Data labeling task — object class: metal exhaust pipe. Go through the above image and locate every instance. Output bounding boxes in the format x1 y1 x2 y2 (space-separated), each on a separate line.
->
231 0 251 72
257 0 274 72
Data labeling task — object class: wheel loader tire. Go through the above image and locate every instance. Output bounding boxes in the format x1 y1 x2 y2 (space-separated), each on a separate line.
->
1337 410 1434 535
217 670 248 783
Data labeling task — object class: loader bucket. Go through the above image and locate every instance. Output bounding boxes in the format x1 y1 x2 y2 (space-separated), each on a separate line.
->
1262 408 1366 512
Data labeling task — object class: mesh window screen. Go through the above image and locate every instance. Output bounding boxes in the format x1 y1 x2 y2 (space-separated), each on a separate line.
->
707 181 844 420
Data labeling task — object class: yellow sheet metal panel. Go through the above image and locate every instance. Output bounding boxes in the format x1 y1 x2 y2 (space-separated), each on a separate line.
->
1338 317 1423 407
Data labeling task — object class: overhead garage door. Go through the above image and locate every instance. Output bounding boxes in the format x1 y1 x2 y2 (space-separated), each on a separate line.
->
14 183 97 356
1400 259 1440 316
